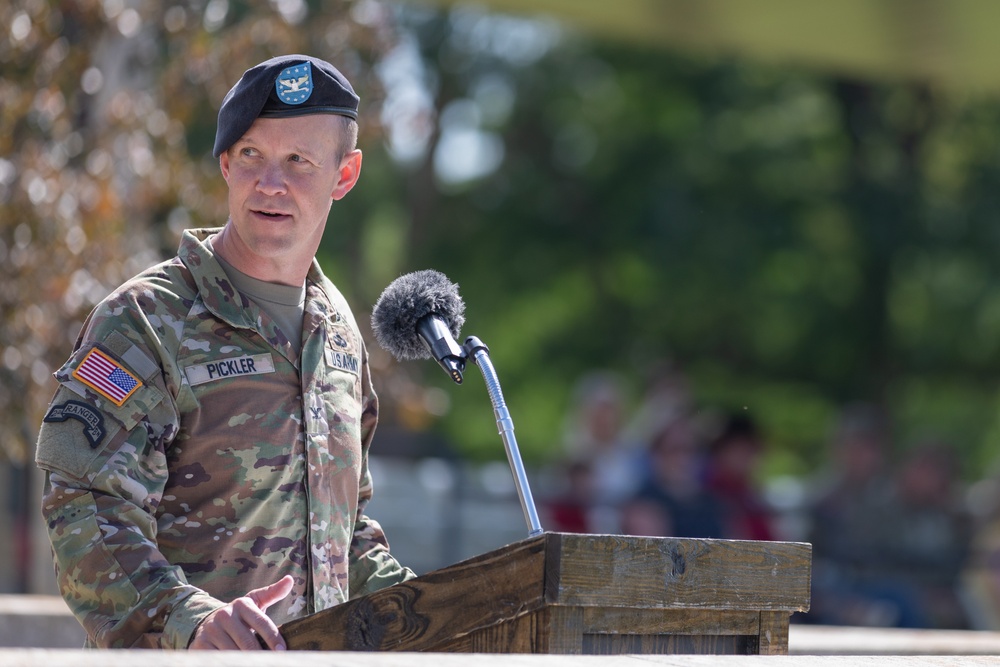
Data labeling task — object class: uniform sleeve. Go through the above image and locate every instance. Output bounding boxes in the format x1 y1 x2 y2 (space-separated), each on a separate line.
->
347 343 417 598
36 303 227 648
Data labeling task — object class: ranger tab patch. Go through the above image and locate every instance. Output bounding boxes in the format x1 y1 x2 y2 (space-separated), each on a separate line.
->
72 348 142 407
44 400 106 448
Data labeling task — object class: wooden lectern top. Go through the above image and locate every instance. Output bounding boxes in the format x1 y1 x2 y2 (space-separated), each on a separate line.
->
280 532 812 655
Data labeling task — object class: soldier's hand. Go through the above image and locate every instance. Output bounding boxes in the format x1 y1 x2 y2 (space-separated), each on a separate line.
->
189 575 294 650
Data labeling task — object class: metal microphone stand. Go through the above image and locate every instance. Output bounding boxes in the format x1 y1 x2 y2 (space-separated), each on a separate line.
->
462 336 544 536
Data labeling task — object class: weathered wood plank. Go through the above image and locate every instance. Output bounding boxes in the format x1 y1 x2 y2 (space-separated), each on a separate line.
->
280 533 810 654
545 606 584 654
581 607 761 636
757 611 790 655
581 633 755 654
282 535 548 650
548 533 811 612
433 609 547 652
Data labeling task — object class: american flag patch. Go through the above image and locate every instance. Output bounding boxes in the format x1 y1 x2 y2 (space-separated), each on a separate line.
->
72 348 142 407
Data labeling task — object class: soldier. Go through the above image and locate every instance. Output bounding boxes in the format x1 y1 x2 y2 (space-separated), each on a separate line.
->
35 55 415 650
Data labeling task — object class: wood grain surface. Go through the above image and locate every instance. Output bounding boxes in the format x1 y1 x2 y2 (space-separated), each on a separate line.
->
280 532 812 655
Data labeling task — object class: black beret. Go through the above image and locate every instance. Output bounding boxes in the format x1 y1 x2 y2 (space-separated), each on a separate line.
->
213 54 360 158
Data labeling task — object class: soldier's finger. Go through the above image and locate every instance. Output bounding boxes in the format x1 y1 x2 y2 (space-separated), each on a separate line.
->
239 609 285 650
190 608 240 650
211 632 243 651
220 605 270 651
246 575 294 613
228 600 280 649
193 622 242 651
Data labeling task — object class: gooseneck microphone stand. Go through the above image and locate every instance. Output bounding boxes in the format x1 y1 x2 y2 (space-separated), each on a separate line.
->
457 336 544 537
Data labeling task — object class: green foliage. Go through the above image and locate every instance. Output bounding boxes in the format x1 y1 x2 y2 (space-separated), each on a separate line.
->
7 1 1000 482
0 0 383 461
349 7 1000 478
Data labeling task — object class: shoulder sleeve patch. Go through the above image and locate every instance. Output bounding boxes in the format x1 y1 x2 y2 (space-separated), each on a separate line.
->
40 331 169 479
72 348 142 407
43 400 106 447
56 340 165 432
36 392 125 480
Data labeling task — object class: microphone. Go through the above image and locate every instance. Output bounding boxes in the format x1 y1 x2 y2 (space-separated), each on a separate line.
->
371 269 544 535
371 270 468 383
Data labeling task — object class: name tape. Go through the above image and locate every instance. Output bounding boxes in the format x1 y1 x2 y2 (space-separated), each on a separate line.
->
326 348 360 376
185 353 276 386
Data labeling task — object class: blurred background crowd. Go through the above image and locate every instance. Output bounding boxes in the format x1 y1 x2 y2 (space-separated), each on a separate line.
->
540 367 1000 632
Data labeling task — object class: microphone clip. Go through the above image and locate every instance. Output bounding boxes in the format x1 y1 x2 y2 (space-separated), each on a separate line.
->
416 314 467 384
414 313 494 385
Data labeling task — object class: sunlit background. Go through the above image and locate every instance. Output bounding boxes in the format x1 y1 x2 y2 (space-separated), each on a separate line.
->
7 0 1000 633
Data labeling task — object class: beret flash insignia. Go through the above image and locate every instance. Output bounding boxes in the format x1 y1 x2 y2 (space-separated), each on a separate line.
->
276 62 313 105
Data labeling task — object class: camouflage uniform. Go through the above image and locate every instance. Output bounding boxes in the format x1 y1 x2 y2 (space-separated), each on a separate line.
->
36 228 414 648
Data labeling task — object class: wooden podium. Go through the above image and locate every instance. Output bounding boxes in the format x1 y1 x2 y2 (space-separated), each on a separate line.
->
281 532 811 655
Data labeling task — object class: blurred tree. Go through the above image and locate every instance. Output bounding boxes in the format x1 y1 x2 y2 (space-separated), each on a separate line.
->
6 0 1000 484
0 0 391 463
357 4 1000 477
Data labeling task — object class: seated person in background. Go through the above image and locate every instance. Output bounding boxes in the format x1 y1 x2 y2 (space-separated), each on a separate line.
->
702 413 776 542
626 411 724 539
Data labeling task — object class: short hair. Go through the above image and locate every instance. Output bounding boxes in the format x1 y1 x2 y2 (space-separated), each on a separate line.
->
336 116 359 163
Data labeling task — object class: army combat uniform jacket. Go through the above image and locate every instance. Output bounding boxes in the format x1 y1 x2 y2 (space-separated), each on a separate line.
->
36 228 414 648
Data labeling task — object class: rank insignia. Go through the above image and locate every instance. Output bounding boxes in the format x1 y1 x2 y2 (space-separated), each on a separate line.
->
276 62 313 105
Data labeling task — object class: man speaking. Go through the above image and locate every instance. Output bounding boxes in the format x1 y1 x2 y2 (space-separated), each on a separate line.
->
35 54 414 650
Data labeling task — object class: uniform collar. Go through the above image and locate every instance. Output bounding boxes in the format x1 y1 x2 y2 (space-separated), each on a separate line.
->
177 228 328 325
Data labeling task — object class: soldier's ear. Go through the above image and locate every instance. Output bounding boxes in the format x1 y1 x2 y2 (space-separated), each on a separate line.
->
220 151 231 182
332 149 361 201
